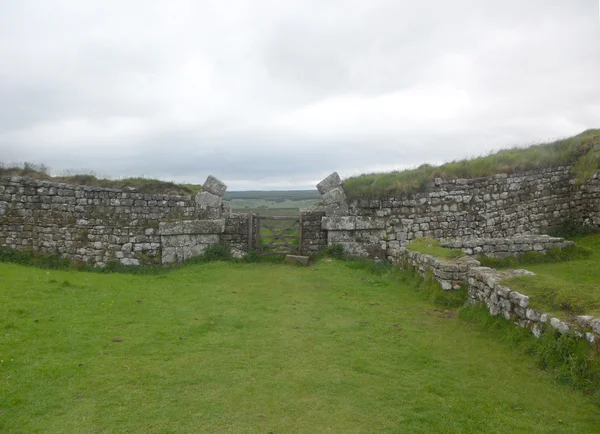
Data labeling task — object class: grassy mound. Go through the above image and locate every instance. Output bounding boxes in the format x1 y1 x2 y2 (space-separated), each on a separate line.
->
0 162 202 196
343 129 600 198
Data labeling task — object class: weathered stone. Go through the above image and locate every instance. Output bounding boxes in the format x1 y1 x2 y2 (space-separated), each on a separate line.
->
509 291 529 308
195 191 222 208
322 216 356 231
202 175 227 197
285 255 310 266
526 308 541 322
316 172 342 195
0 201 8 217
322 187 347 205
550 317 570 334
120 258 140 266
158 219 225 235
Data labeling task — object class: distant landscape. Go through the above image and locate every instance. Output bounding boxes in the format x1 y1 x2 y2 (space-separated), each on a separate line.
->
224 190 321 215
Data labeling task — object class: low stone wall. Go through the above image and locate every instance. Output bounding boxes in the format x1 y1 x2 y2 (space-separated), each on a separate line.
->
397 247 480 290
468 266 600 345
442 235 574 258
396 246 600 346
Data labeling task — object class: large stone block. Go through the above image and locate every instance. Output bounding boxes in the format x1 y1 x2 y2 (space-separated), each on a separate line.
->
195 191 222 208
322 216 356 231
202 175 227 197
324 201 349 216
316 172 342 195
322 186 347 205
158 219 225 235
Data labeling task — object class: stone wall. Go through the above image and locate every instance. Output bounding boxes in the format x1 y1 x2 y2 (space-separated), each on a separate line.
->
0 174 252 266
468 266 600 346
399 245 600 346
441 235 574 259
313 168 600 259
397 247 479 290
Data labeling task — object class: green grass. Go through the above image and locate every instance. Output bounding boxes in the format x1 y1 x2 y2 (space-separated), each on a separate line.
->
0 162 203 196
502 233 600 317
406 237 464 259
2 261 600 432
343 128 600 198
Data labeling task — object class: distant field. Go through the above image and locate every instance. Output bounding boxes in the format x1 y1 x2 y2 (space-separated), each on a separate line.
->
234 208 302 216
224 190 320 201
225 190 320 213
228 198 319 210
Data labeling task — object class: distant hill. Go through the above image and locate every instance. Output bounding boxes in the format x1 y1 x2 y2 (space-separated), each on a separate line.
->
224 190 320 202
224 190 321 211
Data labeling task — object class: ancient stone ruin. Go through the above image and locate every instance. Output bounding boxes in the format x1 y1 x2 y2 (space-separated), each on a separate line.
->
1 165 598 266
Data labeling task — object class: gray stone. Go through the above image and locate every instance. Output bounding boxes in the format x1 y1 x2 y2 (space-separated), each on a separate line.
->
324 201 349 216
120 258 140 266
550 317 570 334
285 255 310 266
317 172 342 195
322 186 347 205
322 216 356 231
526 308 541 322
195 191 223 208
509 291 529 308
0 201 8 217
158 219 225 235
202 175 227 197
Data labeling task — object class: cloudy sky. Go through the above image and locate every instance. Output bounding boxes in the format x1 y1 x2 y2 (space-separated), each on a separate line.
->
1 1 599 190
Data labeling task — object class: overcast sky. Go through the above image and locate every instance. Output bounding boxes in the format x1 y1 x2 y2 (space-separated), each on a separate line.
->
1 1 599 190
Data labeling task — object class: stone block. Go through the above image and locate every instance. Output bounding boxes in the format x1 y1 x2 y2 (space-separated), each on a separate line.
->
509 291 529 309
324 201 349 216
195 191 222 208
120 258 140 266
322 216 356 231
316 172 342 195
0 201 8 217
285 255 310 266
202 175 227 197
322 186 347 205
158 219 225 235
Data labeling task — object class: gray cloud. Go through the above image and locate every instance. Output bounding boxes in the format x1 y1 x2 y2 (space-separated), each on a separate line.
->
1 0 599 190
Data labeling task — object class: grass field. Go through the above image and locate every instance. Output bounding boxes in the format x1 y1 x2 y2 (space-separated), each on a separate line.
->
1 260 600 432
502 233 600 317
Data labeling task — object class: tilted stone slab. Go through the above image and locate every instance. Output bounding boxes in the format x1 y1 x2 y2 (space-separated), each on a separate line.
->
202 175 227 197
158 219 225 235
316 172 342 195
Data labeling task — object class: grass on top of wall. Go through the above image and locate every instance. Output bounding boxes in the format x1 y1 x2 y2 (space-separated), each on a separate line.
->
0 162 202 196
343 128 600 199
406 237 464 259
500 233 600 317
